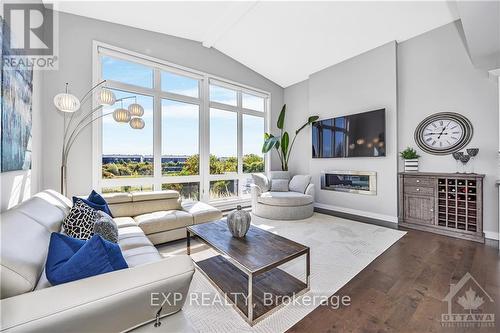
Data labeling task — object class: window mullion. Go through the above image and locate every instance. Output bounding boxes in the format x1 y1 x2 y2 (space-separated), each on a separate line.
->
201 76 210 202
237 91 243 198
153 68 162 190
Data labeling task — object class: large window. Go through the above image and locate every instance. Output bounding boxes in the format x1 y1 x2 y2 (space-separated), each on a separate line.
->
95 45 269 206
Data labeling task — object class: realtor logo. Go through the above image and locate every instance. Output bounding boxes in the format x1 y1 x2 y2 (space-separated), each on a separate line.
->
441 272 495 328
2 2 58 69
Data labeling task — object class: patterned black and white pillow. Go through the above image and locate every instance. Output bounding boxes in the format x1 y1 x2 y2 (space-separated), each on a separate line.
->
93 211 119 243
63 200 98 240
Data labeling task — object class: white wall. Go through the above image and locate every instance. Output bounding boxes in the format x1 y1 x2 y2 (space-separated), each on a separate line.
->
282 43 399 221
308 42 398 221
398 21 499 238
283 80 310 175
41 11 284 197
282 21 499 238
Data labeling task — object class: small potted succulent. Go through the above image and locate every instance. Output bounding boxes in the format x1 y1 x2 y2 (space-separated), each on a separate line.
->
400 147 420 172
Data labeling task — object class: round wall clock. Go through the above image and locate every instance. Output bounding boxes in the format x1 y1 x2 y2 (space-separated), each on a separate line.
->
414 112 473 155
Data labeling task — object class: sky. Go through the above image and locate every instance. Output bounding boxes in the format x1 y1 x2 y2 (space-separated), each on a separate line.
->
101 56 264 157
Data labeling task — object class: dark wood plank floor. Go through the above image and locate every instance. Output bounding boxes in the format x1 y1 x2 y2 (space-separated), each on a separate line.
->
287 228 500 333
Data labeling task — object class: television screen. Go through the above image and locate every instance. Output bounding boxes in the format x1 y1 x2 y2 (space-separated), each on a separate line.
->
312 109 386 158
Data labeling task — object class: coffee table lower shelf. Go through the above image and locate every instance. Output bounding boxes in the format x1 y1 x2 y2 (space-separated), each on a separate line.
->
195 255 308 325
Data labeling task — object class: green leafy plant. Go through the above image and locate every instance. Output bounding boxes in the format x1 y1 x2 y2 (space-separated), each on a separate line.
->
400 147 420 160
262 104 319 171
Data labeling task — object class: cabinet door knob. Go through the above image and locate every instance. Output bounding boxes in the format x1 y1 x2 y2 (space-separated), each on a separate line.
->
416 188 420 191
430 208 434 212
416 179 420 183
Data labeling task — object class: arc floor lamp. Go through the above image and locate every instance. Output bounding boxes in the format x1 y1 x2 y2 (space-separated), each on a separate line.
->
54 80 145 196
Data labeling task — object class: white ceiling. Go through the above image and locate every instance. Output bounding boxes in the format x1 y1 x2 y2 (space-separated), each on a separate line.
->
49 1 460 87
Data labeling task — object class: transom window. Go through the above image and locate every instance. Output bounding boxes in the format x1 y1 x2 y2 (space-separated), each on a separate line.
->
94 45 269 206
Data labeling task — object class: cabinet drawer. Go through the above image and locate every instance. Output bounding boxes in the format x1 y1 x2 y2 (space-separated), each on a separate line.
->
404 186 434 196
404 177 434 187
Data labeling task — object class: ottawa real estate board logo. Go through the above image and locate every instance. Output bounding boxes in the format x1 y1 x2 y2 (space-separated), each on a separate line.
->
2 2 58 70
441 272 495 328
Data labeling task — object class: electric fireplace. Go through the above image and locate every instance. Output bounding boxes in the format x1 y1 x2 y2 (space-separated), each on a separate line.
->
321 171 377 195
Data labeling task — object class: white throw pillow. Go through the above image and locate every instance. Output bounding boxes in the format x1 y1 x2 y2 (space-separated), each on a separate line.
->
270 179 289 192
252 173 270 192
289 175 312 193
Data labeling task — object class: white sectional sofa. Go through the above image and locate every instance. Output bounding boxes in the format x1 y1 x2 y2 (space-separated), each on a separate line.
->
103 190 222 245
0 189 221 332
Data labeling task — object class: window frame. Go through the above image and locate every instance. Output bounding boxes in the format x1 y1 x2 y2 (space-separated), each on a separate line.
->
92 41 270 207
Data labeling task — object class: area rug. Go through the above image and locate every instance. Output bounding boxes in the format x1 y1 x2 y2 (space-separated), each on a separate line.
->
158 212 406 333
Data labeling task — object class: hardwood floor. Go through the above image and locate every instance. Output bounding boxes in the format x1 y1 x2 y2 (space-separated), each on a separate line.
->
287 228 500 333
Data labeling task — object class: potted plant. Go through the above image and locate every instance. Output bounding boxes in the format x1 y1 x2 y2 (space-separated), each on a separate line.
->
262 104 319 171
400 147 420 172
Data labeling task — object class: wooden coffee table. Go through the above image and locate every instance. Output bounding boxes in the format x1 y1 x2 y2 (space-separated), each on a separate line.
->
187 220 310 326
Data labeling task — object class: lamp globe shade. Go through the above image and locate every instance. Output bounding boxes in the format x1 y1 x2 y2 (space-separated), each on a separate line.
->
54 93 80 113
98 89 116 105
129 117 145 129
113 108 131 123
128 103 144 117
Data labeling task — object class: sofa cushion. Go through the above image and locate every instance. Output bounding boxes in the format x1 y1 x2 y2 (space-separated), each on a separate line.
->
117 226 154 252
257 191 313 206
270 179 289 192
113 217 137 229
132 190 179 202
289 175 312 193
102 193 132 204
182 201 222 224
63 200 98 240
0 190 71 299
121 246 162 267
45 233 128 286
134 210 193 234
252 173 270 192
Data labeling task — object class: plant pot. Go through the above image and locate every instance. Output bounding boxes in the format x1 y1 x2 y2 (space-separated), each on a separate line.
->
404 159 419 172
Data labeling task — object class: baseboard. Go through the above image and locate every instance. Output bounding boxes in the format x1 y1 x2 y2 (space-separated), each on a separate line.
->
314 202 398 224
314 203 399 230
484 230 499 241
314 203 499 242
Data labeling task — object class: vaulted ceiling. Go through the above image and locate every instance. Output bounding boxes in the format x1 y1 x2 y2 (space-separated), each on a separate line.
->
49 1 460 87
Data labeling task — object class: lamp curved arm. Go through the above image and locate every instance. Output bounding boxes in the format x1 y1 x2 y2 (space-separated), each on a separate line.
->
63 80 107 145
63 110 114 165
64 95 136 156
63 105 104 157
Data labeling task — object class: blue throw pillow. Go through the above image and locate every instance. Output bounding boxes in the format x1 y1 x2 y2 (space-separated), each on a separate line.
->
73 190 112 217
45 233 128 285
88 190 107 205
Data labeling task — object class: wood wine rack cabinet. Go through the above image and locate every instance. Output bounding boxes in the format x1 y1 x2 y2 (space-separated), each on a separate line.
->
398 172 484 243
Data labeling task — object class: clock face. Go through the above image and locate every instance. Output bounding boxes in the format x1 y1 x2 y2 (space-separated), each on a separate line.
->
415 113 473 155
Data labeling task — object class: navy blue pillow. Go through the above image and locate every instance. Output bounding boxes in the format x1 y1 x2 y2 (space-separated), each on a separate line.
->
73 190 112 217
46 233 128 285
88 190 107 205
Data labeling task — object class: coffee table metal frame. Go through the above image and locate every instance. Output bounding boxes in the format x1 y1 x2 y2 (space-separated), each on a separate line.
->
186 226 310 326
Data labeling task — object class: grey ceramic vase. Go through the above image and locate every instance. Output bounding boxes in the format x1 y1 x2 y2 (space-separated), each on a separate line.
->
227 205 251 238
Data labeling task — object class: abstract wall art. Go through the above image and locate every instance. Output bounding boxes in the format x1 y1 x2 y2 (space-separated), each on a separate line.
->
1 18 33 172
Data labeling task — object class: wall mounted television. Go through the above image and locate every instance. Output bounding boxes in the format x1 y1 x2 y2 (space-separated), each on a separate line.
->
312 109 386 158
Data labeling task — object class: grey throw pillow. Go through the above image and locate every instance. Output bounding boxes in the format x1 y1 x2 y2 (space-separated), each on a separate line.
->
270 179 289 192
63 200 98 240
289 175 312 193
252 173 270 192
93 211 119 243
